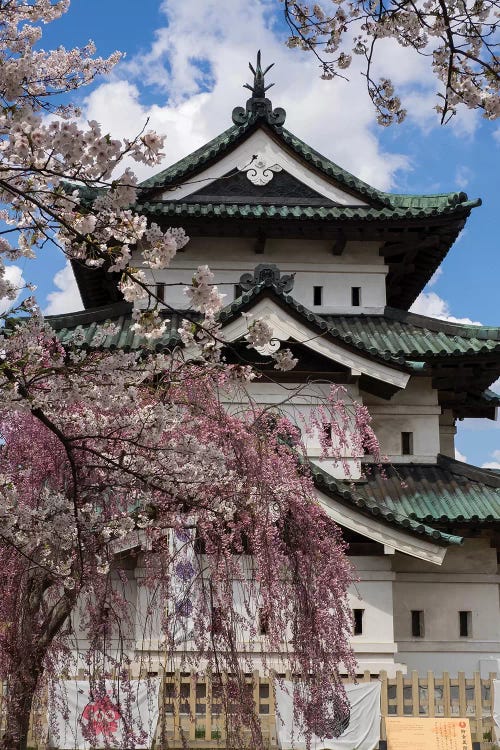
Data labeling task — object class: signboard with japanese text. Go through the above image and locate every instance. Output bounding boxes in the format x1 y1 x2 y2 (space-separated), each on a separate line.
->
386 717 473 750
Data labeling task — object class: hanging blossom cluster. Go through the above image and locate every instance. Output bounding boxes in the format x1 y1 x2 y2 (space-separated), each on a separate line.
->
282 0 500 124
0 316 381 749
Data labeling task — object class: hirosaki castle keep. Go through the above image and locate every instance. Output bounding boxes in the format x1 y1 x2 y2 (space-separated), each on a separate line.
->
47 56 500 678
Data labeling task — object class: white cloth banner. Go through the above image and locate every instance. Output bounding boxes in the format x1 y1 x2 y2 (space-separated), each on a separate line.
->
48 679 161 749
169 522 197 645
275 680 381 750
493 680 500 739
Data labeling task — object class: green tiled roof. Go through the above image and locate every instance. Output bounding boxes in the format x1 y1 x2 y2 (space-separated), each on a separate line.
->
309 461 463 545
73 119 479 312
138 120 479 217
321 307 500 359
138 200 479 222
48 301 183 351
46 287 500 368
219 282 500 363
354 455 500 525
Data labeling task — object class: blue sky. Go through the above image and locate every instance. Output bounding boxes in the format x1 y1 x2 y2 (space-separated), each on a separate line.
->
11 0 499 467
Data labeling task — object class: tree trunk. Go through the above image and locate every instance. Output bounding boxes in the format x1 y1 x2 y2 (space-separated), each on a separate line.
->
2 665 40 750
2 588 76 750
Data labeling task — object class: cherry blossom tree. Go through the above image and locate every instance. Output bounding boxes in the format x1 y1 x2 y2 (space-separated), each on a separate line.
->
282 0 500 124
0 315 379 749
0 3 382 749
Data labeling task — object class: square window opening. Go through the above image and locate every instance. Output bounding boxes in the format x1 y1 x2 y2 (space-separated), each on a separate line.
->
401 432 414 456
313 286 323 306
411 610 424 637
234 284 243 300
351 287 361 307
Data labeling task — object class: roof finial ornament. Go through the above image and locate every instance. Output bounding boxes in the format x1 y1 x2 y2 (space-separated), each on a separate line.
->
232 50 286 128
244 50 274 99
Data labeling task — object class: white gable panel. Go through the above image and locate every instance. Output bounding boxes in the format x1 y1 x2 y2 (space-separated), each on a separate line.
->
161 129 369 206
315 488 447 565
221 298 409 389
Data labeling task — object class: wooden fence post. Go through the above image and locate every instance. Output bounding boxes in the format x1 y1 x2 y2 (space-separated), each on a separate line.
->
379 670 388 742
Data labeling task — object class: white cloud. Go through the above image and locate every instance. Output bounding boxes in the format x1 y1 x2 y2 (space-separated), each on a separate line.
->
44 261 82 315
455 165 472 190
0 265 25 315
482 449 500 470
80 0 418 190
455 448 467 462
410 291 482 325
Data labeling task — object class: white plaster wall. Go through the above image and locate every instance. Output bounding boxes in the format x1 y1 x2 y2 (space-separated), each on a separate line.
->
347 556 406 675
132 237 388 314
231 380 363 479
439 410 457 457
395 651 500 674
68 566 137 670
392 540 500 675
363 378 441 461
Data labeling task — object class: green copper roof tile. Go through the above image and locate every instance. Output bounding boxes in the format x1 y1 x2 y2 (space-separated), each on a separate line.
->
139 122 253 190
356 456 500 524
320 310 500 358
309 460 464 544
140 201 477 222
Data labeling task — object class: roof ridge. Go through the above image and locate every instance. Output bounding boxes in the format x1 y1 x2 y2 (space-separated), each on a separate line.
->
138 121 250 190
46 301 133 329
218 280 407 368
278 127 389 206
384 306 500 339
219 283 500 367
436 454 500 488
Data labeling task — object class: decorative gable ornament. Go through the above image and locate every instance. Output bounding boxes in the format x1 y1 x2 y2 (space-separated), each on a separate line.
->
239 264 295 293
239 155 283 185
231 50 286 128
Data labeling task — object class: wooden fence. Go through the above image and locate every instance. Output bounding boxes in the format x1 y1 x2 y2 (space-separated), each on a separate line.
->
157 670 498 749
2 670 498 749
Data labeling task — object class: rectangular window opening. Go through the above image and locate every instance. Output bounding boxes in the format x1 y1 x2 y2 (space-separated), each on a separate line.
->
234 284 243 300
258 608 269 636
411 610 424 637
313 286 323 306
211 606 223 635
351 287 361 307
401 432 414 456
459 610 472 637
353 608 364 636
156 282 166 302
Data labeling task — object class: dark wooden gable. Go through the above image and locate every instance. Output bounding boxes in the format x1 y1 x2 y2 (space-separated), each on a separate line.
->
183 168 338 206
